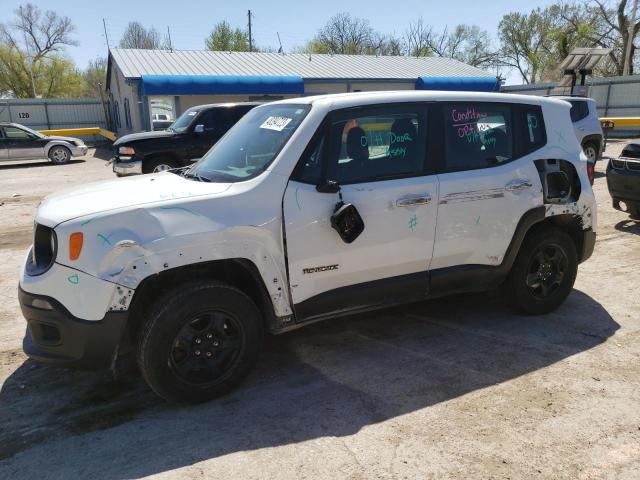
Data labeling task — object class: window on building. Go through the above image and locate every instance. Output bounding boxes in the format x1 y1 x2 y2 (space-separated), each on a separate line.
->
444 103 512 171
123 98 132 129
113 101 121 129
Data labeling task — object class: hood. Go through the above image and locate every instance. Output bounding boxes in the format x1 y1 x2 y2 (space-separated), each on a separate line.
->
46 135 81 143
113 129 174 146
37 172 231 227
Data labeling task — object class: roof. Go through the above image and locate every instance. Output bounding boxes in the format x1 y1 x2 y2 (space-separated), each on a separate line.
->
273 91 543 108
109 48 494 81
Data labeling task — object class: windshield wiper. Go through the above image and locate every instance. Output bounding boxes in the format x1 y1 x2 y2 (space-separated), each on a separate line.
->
182 170 211 182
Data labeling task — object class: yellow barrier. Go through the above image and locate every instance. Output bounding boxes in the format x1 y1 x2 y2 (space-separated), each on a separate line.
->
39 127 116 141
599 117 640 128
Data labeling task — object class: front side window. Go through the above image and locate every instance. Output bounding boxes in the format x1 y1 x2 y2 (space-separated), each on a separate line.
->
3 126 34 139
326 107 427 184
190 104 310 182
444 103 512 171
169 108 200 133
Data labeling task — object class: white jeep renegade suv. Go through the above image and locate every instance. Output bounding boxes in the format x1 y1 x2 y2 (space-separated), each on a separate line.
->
19 91 596 403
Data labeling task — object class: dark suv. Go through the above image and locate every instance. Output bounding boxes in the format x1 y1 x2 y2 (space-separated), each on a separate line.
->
112 102 260 175
607 142 640 219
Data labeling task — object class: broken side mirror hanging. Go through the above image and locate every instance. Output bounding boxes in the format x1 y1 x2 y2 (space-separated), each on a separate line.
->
329 186 365 244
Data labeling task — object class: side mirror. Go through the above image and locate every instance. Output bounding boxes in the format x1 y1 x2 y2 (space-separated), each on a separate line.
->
331 202 365 243
193 124 205 134
316 180 340 194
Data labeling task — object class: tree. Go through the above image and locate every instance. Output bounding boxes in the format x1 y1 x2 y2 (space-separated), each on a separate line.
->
562 1 640 75
405 18 433 57
312 12 379 54
0 3 78 97
0 44 83 97
119 21 169 49
81 57 107 98
205 21 250 51
498 8 565 84
428 25 497 68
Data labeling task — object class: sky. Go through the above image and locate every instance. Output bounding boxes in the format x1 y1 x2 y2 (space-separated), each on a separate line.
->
2 0 562 85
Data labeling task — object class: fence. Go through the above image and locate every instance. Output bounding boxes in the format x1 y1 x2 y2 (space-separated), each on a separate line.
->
502 75 640 137
0 98 109 132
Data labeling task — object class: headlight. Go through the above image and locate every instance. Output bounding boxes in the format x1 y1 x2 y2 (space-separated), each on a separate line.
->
118 146 135 155
73 139 85 146
26 224 57 276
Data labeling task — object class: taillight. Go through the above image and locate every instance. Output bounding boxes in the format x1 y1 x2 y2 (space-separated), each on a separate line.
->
587 162 594 185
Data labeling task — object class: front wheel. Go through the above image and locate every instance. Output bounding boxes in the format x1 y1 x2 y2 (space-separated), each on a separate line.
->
505 227 578 315
137 281 264 403
48 146 71 164
143 157 180 174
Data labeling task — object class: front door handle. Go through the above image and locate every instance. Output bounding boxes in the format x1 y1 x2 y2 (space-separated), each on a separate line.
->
396 194 432 207
505 179 533 192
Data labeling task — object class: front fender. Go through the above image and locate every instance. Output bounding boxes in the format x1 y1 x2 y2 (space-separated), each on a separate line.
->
54 204 292 317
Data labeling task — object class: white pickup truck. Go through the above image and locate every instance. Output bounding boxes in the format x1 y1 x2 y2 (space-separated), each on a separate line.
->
19 91 596 403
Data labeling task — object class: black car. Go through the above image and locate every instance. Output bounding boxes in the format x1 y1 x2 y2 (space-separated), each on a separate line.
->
607 142 640 219
112 102 260 175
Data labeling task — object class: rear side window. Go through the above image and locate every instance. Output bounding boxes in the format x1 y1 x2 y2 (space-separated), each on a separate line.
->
518 105 546 155
443 104 512 171
569 101 589 122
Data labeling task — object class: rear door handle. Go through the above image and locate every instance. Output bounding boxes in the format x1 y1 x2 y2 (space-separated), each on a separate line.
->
505 179 532 191
396 194 432 207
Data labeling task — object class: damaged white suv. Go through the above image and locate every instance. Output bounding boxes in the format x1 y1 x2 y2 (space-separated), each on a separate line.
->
19 92 596 403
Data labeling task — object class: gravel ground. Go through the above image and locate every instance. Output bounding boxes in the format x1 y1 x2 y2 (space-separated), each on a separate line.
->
0 143 638 479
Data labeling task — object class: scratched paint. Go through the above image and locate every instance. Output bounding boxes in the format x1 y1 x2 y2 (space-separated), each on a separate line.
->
295 187 302 211
409 214 417 230
97 233 113 246
159 206 202 216
67 274 79 284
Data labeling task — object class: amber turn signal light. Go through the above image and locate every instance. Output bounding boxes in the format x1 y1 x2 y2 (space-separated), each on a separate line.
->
69 232 83 260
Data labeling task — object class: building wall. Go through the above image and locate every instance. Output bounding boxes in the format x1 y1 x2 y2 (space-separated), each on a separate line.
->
108 63 143 135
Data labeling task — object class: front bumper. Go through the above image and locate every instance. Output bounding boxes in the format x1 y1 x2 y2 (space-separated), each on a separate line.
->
112 157 142 176
19 286 128 369
71 145 89 157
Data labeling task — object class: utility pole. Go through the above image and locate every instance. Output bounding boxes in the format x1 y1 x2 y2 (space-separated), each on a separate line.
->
623 0 639 76
103 18 111 49
247 10 253 52
167 26 173 51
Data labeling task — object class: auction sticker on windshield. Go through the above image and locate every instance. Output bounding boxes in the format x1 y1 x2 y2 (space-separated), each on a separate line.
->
260 116 292 131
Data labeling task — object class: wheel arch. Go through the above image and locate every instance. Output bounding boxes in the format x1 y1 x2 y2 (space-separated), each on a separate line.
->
44 141 72 157
125 258 278 348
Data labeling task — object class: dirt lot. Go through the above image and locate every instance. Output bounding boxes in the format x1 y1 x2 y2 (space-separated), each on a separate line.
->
0 145 638 479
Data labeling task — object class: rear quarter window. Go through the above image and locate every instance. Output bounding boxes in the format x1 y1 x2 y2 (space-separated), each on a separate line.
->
517 105 546 156
569 101 590 122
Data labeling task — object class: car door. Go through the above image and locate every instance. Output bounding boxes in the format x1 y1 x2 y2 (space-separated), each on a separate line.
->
0 128 8 161
4 126 45 159
430 102 545 285
283 103 439 321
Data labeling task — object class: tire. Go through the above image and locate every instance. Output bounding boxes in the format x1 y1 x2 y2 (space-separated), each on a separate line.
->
137 281 264 403
505 227 578 315
582 141 599 163
48 145 71 164
142 157 180 174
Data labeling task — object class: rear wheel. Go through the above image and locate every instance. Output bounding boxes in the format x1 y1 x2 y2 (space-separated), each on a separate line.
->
48 146 71 164
505 227 578 315
143 157 180 174
137 281 263 403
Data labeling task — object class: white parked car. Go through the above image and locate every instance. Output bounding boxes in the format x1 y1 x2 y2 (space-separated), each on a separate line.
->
556 96 603 175
19 91 596 403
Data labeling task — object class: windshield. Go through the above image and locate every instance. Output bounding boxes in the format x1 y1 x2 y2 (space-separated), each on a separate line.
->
168 108 199 133
189 104 310 182
20 125 45 138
